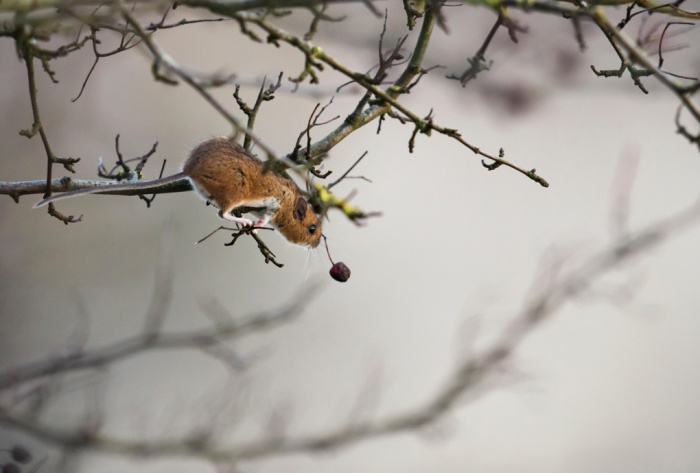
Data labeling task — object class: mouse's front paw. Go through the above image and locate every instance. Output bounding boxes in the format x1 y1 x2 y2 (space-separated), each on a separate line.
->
238 217 258 234
254 217 270 227
221 212 254 227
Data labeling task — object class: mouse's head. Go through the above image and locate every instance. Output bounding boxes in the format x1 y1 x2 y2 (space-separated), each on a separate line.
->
277 195 322 248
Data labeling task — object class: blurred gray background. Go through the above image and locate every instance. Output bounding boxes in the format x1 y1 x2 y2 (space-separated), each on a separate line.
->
2 2 700 472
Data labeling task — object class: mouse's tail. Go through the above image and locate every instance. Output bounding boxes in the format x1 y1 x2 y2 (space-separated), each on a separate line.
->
33 173 188 208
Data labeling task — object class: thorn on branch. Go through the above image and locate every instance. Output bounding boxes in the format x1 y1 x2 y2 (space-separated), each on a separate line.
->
482 148 505 171
590 64 623 78
311 168 332 179
481 148 549 187
482 159 502 171
376 113 386 134
151 59 179 85
385 109 409 126
19 123 40 138
39 56 59 84
53 156 81 173
402 0 424 30
47 202 83 225
408 110 434 153
590 63 652 94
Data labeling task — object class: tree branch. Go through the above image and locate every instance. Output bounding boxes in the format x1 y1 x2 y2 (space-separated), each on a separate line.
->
0 177 192 202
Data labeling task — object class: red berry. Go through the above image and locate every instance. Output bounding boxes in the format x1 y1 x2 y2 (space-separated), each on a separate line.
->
329 262 351 282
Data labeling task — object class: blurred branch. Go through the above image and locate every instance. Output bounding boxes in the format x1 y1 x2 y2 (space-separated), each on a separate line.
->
3 184 700 465
0 284 318 391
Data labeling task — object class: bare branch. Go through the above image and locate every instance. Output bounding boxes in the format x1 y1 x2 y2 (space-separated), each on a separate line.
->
0 177 191 202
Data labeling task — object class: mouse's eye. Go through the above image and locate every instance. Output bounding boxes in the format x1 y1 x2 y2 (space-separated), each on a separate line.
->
308 224 317 234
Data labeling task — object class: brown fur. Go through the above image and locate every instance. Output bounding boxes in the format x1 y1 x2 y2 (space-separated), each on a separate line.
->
186 138 321 247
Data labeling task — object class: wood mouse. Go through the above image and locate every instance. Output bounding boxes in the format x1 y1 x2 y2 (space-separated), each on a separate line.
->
34 137 322 248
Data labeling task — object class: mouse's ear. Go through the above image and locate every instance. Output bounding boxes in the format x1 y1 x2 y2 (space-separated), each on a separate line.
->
293 196 308 221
